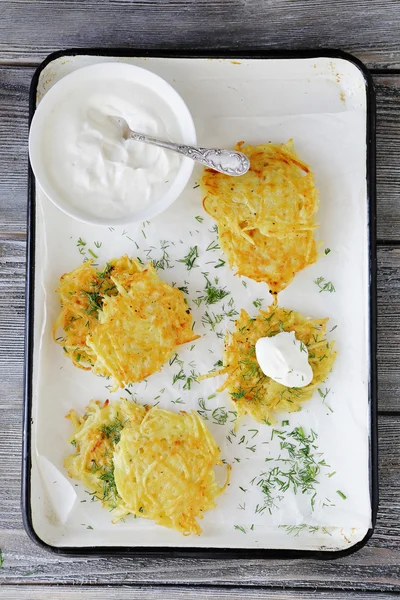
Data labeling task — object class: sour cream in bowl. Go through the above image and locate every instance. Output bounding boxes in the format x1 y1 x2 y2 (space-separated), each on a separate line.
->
29 62 196 226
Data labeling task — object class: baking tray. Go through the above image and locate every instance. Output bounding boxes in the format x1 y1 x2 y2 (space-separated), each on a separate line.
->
23 48 378 558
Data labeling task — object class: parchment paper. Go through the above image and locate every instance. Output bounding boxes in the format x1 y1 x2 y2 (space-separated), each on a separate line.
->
30 56 371 550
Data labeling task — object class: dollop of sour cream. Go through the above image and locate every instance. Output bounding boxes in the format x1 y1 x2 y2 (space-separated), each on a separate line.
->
255 331 313 388
42 79 181 219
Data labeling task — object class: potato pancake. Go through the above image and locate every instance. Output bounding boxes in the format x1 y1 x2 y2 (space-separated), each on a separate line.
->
53 256 198 389
202 305 336 423
64 398 146 521
201 140 319 295
65 399 230 535
87 264 199 390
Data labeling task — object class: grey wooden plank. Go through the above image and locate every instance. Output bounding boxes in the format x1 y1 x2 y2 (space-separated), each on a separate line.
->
0 415 398 590
0 586 397 600
375 75 400 242
0 66 34 234
1 68 400 239
0 236 399 591
1 238 398 410
377 246 400 408
0 0 400 68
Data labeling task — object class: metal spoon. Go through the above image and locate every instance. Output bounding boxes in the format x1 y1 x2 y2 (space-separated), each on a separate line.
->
109 116 250 177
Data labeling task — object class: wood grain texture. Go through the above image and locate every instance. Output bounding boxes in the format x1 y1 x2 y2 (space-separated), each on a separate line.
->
1 68 400 239
0 0 400 68
0 237 399 591
0 586 398 600
375 75 400 241
0 66 33 234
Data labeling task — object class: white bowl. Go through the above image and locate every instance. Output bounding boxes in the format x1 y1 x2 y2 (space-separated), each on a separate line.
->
29 62 196 226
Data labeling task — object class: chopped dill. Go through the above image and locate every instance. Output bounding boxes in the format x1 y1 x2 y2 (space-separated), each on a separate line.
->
172 369 185 385
201 311 224 331
212 407 229 425
248 429 259 438
252 426 330 512
96 262 113 280
82 291 103 316
172 397 185 404
314 276 336 293
214 258 226 268
206 240 220 252
177 246 199 270
100 418 125 445
231 388 246 401
151 240 173 270
196 274 230 306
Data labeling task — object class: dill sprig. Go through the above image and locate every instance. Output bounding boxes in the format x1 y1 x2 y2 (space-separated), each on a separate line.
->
177 246 199 270
183 369 199 390
98 463 119 507
172 369 186 385
100 418 125 445
82 291 103 316
89 460 119 509
204 284 230 305
152 240 173 271
196 273 230 306
197 397 211 420
96 263 113 280
314 277 336 293
201 311 224 331
206 240 220 252
211 407 229 425
318 387 333 413
280 524 333 537
231 387 246 401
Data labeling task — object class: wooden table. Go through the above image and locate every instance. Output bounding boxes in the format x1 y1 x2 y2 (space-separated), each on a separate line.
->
1 1 400 597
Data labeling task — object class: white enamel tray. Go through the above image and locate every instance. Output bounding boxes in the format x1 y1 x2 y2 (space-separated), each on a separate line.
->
23 49 377 557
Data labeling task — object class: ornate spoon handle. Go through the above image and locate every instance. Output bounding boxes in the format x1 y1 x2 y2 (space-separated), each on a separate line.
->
111 117 250 177
131 133 250 176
